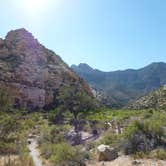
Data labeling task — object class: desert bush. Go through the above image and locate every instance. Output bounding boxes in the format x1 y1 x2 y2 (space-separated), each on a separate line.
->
0 88 12 112
133 151 147 159
86 141 97 151
133 149 166 160
50 143 87 166
149 149 166 160
0 142 19 155
0 112 23 140
40 142 54 159
48 107 65 124
99 131 120 146
0 142 34 166
39 124 69 146
2 156 34 166
123 112 166 155
50 143 75 164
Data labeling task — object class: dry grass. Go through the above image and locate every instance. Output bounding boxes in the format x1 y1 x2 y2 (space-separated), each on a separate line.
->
0 155 34 166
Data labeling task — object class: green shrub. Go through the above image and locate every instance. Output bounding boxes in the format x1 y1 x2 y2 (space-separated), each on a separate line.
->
50 143 75 164
51 143 87 166
122 112 166 155
123 120 144 139
40 143 54 159
133 151 147 159
0 142 19 155
149 149 166 160
40 142 87 166
39 124 68 146
99 131 120 146
0 88 12 112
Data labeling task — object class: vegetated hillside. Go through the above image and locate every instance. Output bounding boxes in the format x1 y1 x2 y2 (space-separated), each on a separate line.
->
127 85 166 110
71 62 166 107
90 86 121 108
0 29 91 111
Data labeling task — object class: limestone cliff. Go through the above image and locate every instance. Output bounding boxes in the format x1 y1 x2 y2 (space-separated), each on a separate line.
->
0 29 91 110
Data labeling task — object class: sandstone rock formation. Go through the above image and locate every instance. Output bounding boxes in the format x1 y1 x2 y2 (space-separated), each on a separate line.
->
0 29 91 111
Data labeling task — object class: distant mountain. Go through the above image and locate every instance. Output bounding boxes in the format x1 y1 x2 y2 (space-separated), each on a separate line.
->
71 62 166 107
0 29 91 111
127 85 166 110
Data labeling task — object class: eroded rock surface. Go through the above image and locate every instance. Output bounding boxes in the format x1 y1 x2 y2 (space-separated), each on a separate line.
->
0 28 91 110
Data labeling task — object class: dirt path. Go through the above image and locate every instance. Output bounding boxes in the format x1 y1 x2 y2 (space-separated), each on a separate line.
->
28 137 45 166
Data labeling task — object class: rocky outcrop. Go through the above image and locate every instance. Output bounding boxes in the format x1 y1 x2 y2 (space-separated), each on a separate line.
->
97 144 118 161
90 86 120 108
0 29 91 110
127 86 166 110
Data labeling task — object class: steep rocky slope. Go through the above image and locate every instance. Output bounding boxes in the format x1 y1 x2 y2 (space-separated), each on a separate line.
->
127 85 166 110
0 29 91 110
90 87 120 108
72 63 166 107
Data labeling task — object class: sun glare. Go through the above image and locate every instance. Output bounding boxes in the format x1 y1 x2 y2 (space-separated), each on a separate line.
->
23 0 51 15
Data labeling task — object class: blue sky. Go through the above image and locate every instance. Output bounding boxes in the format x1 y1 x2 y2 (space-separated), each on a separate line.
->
0 0 166 71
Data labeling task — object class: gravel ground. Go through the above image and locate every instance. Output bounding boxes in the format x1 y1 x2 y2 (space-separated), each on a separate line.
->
87 155 166 166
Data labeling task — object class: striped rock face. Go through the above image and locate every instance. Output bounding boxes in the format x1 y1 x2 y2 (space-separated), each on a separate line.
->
0 29 91 111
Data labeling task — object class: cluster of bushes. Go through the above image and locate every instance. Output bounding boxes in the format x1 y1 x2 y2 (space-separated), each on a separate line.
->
0 111 38 166
38 123 90 166
41 142 87 166
123 112 166 155
0 110 41 154
98 110 166 160
0 89 45 166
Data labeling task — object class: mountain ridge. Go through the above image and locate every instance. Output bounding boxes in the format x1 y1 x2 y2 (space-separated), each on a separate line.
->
72 62 166 73
71 62 166 107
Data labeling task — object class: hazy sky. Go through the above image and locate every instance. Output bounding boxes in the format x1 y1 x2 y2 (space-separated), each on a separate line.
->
0 0 166 71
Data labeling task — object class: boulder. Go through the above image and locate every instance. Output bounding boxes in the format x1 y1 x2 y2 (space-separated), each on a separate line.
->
97 144 118 161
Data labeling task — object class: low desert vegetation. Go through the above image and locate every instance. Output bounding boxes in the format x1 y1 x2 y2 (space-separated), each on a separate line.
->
0 89 42 165
0 88 165 166
89 109 166 160
38 121 90 166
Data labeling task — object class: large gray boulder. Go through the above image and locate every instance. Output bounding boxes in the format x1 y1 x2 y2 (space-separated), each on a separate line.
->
97 144 118 161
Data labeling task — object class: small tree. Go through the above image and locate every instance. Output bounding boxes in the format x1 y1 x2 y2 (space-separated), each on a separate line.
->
58 86 96 131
